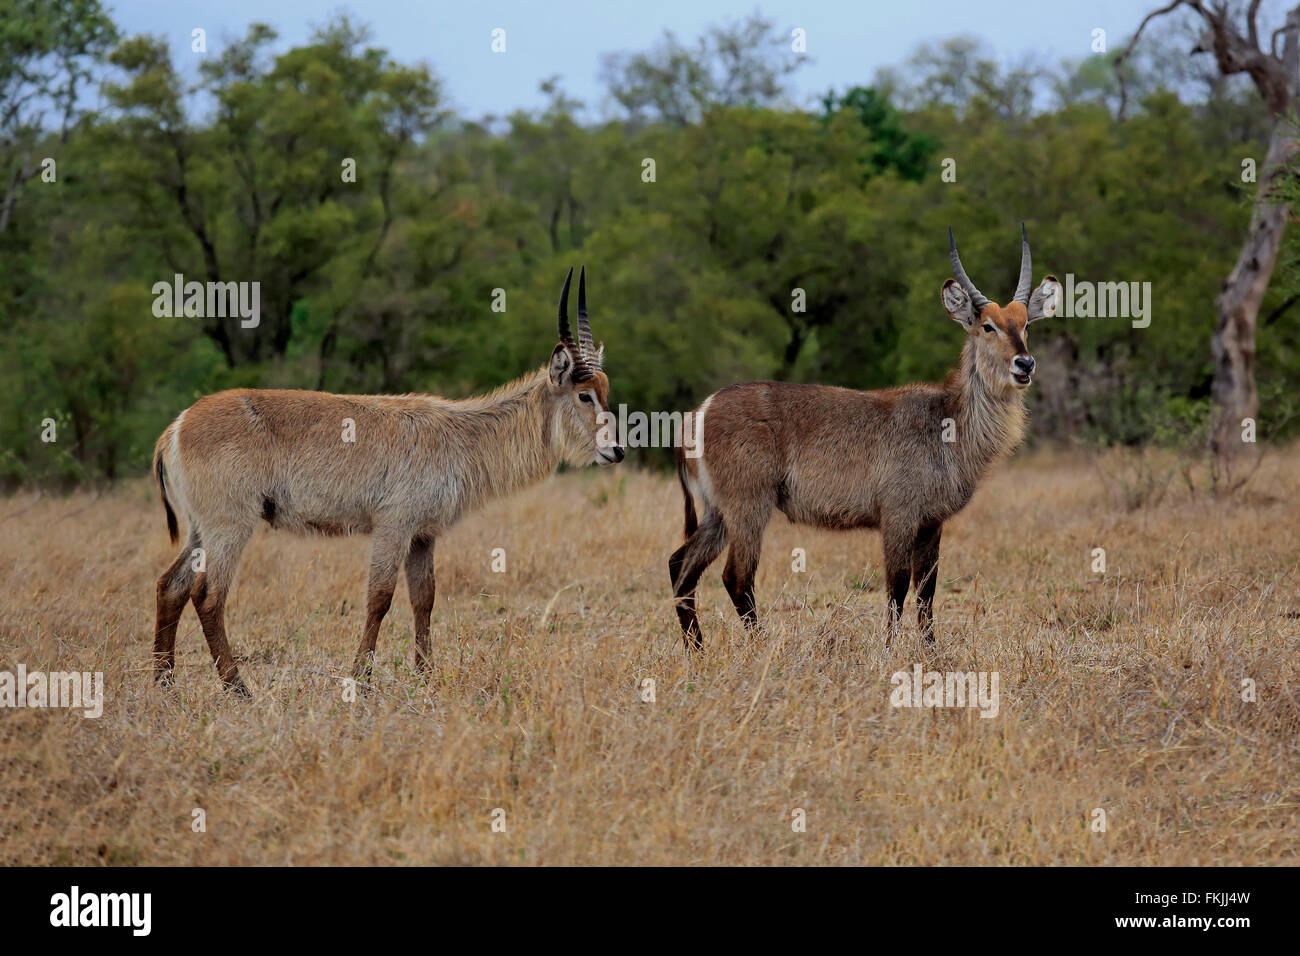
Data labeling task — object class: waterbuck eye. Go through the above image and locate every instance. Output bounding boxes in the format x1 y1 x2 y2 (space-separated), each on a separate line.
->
578 393 594 404
982 323 996 333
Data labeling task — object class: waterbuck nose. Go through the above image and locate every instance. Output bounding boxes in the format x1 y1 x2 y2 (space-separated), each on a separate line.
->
1014 355 1035 374
613 445 626 463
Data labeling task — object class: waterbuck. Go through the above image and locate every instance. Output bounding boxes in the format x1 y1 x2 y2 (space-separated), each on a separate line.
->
669 227 1061 648
152 268 623 695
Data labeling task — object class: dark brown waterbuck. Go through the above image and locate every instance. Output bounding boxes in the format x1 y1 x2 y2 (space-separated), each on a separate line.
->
153 268 623 695
669 227 1061 648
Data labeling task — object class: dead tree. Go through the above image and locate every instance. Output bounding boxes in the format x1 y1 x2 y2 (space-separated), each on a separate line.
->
1118 1 1300 490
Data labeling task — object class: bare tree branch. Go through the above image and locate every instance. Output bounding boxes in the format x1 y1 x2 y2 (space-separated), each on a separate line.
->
1115 0 1188 119
1120 0 1296 117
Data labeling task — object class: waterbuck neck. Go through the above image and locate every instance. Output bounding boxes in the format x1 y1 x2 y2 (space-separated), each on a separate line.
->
946 338 1027 475
439 369 563 509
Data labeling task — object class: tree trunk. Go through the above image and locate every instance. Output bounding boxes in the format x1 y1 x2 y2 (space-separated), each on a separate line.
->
1209 11 1300 489
1208 148 1287 486
0 152 31 235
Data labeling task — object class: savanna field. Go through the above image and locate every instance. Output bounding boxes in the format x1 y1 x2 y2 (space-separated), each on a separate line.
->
1 447 1298 866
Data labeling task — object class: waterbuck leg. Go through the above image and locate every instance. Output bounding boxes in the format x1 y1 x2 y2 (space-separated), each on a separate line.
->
352 527 410 681
882 521 915 648
668 511 727 650
405 533 436 673
911 523 943 643
722 529 762 630
667 541 699 646
190 524 253 696
154 529 201 686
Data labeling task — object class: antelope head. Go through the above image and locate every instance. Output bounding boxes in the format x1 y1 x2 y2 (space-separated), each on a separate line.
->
942 225 1062 392
548 267 625 466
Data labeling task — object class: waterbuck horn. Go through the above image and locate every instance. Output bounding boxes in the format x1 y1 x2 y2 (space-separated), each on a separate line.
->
576 266 600 370
948 227 990 313
1013 222 1032 305
557 267 593 381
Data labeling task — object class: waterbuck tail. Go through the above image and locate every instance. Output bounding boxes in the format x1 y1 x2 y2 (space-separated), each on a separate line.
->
154 434 179 545
675 443 697 537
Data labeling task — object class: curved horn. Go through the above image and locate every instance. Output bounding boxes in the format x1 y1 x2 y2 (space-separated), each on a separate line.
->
948 227 990 313
576 266 600 369
557 267 576 349
557 267 592 380
1013 222 1033 304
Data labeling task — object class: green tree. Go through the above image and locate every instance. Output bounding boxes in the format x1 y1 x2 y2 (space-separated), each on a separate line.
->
600 12 807 126
98 17 443 366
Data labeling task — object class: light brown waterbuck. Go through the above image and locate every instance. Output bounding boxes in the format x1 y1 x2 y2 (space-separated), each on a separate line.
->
669 227 1061 648
153 268 623 695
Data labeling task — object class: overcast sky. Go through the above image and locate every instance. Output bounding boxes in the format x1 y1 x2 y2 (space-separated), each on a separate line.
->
107 0 1160 119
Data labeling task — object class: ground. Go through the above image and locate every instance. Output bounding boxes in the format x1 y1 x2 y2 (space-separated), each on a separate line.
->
1 447 1298 865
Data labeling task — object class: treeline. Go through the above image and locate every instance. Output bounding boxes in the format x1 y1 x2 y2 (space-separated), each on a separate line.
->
1 3 1296 486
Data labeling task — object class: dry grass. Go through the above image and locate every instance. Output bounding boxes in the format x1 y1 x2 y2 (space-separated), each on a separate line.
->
1 446 1299 866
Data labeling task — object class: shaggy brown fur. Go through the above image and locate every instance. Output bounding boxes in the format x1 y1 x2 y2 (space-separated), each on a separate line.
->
670 232 1062 648
152 270 622 695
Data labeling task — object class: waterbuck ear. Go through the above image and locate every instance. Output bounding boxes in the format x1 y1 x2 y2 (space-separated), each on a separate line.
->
1027 275 1062 323
941 278 977 328
595 341 605 366
548 343 574 387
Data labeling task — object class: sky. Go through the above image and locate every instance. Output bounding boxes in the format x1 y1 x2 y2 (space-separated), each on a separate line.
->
106 0 1159 119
